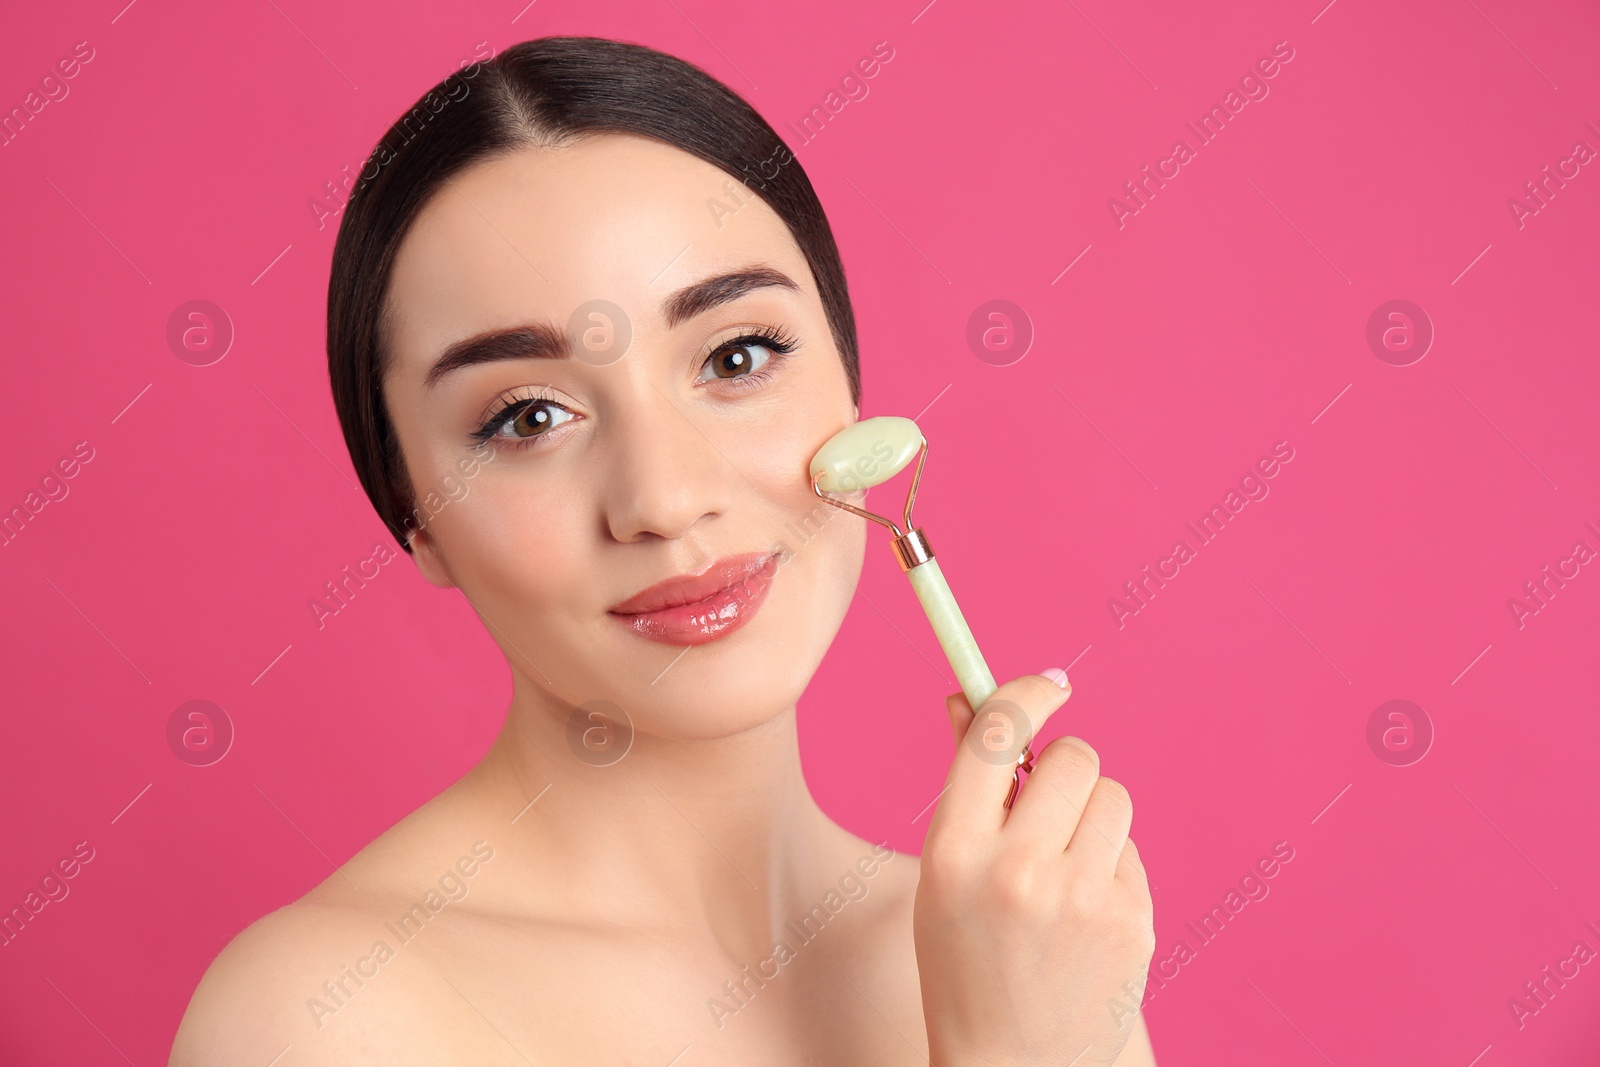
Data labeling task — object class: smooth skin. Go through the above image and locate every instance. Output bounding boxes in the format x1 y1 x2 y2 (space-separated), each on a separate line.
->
169 132 1156 1066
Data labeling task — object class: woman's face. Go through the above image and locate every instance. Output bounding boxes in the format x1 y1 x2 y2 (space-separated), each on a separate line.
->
381 133 867 740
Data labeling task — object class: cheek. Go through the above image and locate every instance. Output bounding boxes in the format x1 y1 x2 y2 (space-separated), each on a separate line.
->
780 503 867 694
770 481 868 639
739 411 824 494
817 506 868 600
435 465 590 608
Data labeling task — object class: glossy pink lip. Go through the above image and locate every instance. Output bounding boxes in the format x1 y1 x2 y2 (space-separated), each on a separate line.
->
608 551 779 646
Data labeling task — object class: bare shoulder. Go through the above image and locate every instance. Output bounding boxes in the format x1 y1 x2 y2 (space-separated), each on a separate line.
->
832 835 922 966
876 842 921 912
169 876 531 1067
844 834 919 918
170 787 508 1066
169 896 460 1067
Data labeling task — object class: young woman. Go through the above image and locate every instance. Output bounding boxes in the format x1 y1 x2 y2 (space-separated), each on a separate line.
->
171 36 1157 1066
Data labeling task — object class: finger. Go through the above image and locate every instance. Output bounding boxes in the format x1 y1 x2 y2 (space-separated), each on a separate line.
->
931 671 1073 841
1000 735 1101 857
1117 836 1153 901
1066 776 1134 882
945 690 974 747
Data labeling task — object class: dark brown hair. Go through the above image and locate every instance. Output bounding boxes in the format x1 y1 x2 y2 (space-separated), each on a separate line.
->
327 35 861 553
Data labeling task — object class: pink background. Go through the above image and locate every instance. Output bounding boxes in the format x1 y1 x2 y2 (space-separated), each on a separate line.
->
2 0 1598 1062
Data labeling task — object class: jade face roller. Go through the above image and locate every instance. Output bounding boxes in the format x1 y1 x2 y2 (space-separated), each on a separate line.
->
809 416 1037 807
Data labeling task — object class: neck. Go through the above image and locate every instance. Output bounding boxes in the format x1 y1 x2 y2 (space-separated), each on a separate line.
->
465 670 848 963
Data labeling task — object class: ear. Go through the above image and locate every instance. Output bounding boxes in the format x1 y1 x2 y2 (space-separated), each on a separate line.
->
407 524 458 589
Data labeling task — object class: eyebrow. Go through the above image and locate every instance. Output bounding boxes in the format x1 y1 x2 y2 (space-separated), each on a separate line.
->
422 264 801 389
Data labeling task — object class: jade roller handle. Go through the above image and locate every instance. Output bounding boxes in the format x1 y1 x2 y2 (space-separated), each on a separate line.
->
907 552 1034 806
905 555 998 714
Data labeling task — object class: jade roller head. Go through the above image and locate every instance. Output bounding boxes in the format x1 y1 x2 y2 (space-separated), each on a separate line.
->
809 416 1036 806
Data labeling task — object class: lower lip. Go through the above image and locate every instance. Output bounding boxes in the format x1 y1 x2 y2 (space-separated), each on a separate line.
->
609 553 781 647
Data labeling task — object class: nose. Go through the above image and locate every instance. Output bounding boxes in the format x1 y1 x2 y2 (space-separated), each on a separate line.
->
601 382 737 544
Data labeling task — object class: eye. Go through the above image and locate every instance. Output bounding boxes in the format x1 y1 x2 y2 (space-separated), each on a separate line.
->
471 394 577 447
696 327 798 389
700 341 771 381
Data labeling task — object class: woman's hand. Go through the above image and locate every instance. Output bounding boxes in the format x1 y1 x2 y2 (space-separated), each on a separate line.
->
913 670 1156 1067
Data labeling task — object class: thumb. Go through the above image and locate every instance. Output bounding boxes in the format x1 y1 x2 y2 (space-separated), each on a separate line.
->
945 689 976 746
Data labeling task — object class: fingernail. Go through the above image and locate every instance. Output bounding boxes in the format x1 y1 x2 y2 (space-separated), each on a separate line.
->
1040 667 1069 689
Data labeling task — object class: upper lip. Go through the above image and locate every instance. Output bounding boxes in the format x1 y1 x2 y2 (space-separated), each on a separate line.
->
608 551 776 615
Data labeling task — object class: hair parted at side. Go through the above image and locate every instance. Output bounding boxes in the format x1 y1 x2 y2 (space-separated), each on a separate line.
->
327 35 862 554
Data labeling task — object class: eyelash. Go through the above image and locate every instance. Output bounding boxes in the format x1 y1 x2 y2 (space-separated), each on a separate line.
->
467 325 800 451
